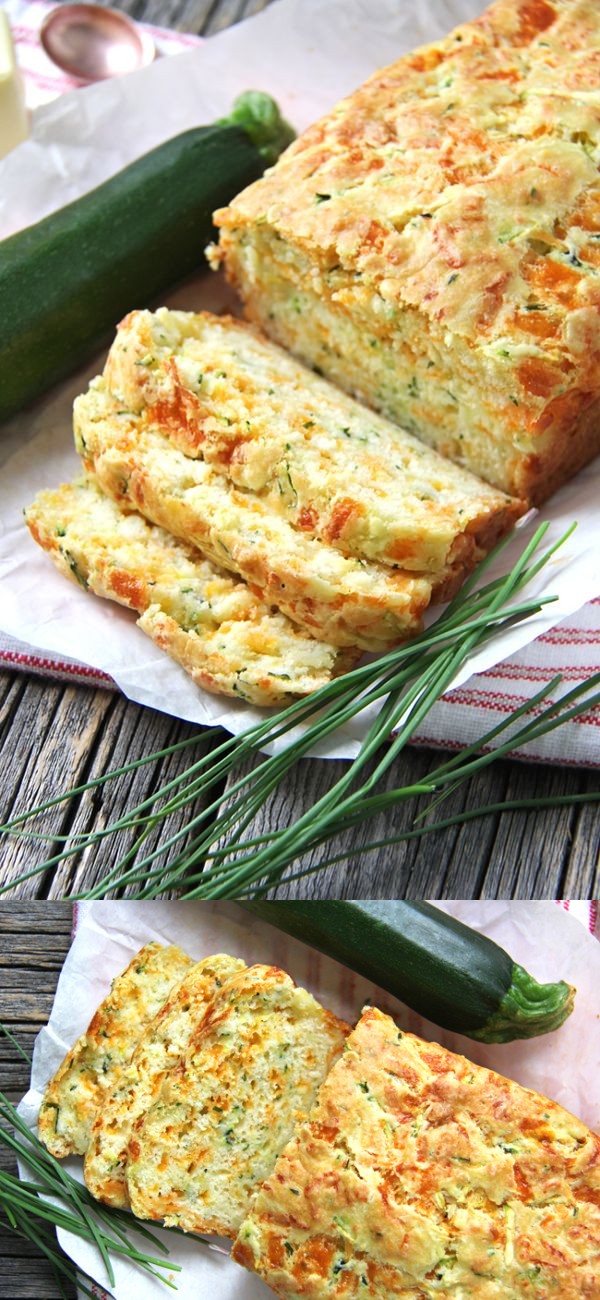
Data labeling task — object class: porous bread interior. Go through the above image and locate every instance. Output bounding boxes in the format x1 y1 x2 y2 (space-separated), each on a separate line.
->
26 476 356 706
126 964 349 1236
215 0 600 504
74 378 433 651
37 944 193 1159
232 1006 600 1299
220 230 539 500
102 307 522 574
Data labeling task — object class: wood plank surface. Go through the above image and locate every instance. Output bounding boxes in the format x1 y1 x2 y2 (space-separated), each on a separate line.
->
0 905 74 1299
1 669 598 897
0 0 599 902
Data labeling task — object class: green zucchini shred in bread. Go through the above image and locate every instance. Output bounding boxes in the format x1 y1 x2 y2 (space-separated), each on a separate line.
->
126 964 350 1236
37 943 193 1158
84 954 246 1208
25 476 358 705
232 1006 600 1299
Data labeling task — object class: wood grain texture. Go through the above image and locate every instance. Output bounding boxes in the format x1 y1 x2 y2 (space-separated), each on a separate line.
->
0 905 74 1299
1 677 599 899
2 666 599 897
1 0 599 904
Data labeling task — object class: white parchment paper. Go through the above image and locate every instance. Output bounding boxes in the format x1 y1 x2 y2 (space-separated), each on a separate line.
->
18 901 600 1298
1 0 600 758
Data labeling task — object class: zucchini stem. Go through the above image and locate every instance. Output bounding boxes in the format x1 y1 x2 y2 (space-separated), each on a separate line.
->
470 965 576 1043
220 91 296 165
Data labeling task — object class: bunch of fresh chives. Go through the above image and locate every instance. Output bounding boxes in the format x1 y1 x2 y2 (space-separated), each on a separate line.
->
1 522 598 896
0 1091 180 1297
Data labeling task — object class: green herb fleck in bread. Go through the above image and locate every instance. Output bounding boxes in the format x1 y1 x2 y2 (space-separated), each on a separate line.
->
233 1006 600 1299
26 475 358 703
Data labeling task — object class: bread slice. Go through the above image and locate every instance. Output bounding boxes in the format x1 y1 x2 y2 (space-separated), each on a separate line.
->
102 308 523 577
84 953 245 1207
126 963 350 1236
25 476 357 705
38 943 192 1158
74 376 434 651
233 1006 600 1299
214 0 600 505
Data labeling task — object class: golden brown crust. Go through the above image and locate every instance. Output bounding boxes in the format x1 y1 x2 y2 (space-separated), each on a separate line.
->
216 0 600 502
232 1007 600 1299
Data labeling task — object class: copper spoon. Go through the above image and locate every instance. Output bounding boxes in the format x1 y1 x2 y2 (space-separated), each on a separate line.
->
40 4 155 83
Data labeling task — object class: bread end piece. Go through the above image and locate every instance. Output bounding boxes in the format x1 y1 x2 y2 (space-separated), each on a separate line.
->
233 1006 600 1298
214 0 600 505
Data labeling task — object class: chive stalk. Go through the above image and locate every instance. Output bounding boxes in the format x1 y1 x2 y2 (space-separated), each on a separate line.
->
0 523 597 897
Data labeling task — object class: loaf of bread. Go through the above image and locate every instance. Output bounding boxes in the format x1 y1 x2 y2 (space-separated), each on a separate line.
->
214 0 600 504
84 953 245 1207
233 1006 600 1299
126 963 349 1236
37 943 193 1158
25 476 357 705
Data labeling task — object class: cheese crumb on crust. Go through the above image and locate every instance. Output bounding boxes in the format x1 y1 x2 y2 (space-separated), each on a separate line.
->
37 944 193 1158
233 1006 600 1299
25 476 358 705
126 964 350 1237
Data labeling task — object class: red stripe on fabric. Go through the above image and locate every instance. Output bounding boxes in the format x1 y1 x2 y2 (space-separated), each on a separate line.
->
590 900 599 936
479 664 600 683
539 630 599 645
444 686 540 710
22 68 81 91
442 686 600 725
0 649 113 683
10 25 42 40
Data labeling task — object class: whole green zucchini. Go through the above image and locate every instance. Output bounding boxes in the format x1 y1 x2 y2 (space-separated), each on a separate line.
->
240 900 575 1043
0 91 294 422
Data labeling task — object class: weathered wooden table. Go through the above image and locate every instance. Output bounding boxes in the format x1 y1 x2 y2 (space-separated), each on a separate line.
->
0 0 598 900
0 903 73 1298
